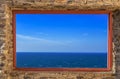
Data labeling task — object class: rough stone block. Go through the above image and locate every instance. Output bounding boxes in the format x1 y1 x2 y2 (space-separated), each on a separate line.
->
24 76 31 79
0 0 5 3
0 62 4 70
40 77 49 79
102 77 114 79
0 53 6 60
49 77 56 79
0 24 5 28
26 0 35 2
76 76 84 79
0 40 4 47
55 0 66 3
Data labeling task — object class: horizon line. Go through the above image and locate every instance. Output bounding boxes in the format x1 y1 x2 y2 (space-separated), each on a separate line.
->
16 52 107 53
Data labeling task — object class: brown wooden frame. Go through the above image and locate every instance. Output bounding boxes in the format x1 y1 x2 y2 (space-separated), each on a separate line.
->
12 10 112 71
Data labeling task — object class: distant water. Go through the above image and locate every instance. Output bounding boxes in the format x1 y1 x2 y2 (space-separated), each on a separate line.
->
16 52 107 68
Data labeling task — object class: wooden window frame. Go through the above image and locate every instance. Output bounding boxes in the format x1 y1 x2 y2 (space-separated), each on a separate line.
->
12 10 112 71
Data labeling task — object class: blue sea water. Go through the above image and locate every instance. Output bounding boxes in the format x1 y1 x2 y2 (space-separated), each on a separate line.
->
16 52 107 68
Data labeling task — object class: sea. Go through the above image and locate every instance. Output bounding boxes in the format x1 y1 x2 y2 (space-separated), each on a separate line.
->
16 52 107 68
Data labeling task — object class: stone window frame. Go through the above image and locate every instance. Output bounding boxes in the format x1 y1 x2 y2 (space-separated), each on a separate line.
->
12 10 113 71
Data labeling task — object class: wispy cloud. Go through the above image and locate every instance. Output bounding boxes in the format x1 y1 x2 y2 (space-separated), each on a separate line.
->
17 34 43 40
16 34 67 45
17 34 48 41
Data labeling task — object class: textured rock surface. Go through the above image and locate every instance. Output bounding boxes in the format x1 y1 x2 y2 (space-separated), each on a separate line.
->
0 0 120 79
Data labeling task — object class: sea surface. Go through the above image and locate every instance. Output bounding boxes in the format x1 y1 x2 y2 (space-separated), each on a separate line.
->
16 52 107 68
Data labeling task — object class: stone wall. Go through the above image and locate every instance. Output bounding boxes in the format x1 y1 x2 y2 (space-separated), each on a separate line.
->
0 0 120 79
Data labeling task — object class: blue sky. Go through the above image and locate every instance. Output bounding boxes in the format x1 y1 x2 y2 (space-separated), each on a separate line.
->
16 14 108 53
